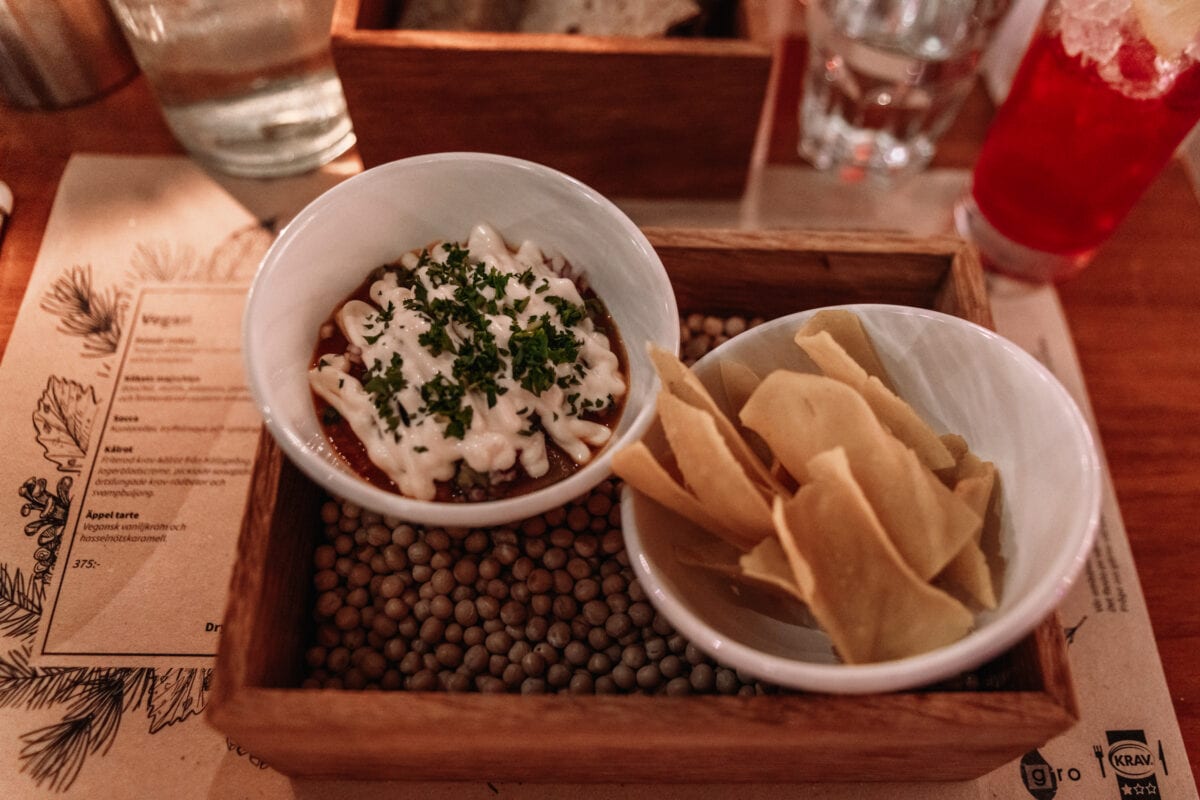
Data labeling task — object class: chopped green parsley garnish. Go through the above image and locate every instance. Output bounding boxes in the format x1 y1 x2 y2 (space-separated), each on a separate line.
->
546 295 585 327
351 240 605 442
363 352 409 432
419 374 473 439
509 314 582 395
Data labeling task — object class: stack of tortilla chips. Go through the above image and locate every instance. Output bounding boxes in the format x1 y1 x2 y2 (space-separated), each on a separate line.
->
613 310 1004 665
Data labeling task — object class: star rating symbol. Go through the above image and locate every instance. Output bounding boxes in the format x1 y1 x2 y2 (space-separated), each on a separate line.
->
1121 782 1160 797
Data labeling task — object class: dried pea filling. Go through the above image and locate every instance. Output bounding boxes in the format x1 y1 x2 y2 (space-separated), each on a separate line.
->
309 223 627 502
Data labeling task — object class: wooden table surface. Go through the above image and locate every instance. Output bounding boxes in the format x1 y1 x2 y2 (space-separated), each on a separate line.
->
1 73 1197 784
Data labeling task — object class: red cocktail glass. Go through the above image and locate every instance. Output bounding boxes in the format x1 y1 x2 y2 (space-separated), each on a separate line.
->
956 0 1200 282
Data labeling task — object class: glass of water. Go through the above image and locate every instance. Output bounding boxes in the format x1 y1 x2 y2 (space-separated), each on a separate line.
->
800 0 1012 179
107 0 355 178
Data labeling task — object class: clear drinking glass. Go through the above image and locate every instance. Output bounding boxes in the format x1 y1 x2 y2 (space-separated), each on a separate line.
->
955 0 1200 282
107 0 355 178
800 0 1012 179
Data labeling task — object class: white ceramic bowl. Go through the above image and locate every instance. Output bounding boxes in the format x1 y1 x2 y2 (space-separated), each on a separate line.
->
622 303 1101 694
244 153 678 528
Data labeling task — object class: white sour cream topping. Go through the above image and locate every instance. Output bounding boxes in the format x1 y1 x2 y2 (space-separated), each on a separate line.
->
309 223 626 501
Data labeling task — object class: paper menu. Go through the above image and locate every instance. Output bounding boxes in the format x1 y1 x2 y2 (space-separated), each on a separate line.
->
0 155 344 795
35 285 257 664
0 155 1193 798
3 167 269 658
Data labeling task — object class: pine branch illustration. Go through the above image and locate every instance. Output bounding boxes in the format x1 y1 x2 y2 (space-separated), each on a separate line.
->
40 265 127 357
19 716 91 792
81 284 125 356
127 240 202 284
18 667 132 791
0 563 43 641
69 668 128 756
123 668 154 715
40 265 93 321
0 645 82 710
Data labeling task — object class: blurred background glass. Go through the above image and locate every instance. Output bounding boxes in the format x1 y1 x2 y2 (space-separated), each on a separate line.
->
800 0 1012 180
106 0 355 177
0 0 137 110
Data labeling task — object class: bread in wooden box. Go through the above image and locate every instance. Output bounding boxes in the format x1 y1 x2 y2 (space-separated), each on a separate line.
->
330 0 775 198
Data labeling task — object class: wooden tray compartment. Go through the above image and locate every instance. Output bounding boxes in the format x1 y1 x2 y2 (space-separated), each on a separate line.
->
330 0 774 198
207 229 1077 783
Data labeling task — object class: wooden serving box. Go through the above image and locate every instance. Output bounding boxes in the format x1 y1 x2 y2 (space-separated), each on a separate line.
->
330 0 775 198
207 230 1078 783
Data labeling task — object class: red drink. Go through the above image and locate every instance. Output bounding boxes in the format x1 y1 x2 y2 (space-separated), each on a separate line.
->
957 1 1200 281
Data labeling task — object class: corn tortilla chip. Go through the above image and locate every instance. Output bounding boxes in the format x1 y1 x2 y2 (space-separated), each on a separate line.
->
936 433 971 486
770 458 799 493
718 359 761 416
676 537 809 605
741 535 813 601
657 392 775 550
718 359 775 468
648 345 785 495
979 468 1007 602
795 330 954 471
772 448 974 664
741 371 980 580
940 433 970 463
795 309 898 393
936 462 999 609
955 451 991 484
611 441 746 548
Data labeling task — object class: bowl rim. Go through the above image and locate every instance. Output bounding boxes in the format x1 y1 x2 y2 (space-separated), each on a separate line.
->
622 303 1102 694
243 151 679 528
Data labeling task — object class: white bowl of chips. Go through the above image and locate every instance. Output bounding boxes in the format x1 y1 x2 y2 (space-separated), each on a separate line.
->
618 304 1101 694
244 152 678 528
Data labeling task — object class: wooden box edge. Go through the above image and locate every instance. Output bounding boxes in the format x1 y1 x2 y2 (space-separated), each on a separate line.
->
327 0 774 198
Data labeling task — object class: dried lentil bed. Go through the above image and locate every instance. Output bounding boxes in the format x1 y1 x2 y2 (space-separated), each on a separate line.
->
680 313 765 366
303 482 778 695
300 312 778 695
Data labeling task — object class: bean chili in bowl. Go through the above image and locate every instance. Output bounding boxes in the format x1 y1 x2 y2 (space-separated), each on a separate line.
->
242 152 678 530
309 222 629 504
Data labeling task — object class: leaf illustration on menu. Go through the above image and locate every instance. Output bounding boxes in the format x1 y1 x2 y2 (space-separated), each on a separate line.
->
205 218 277 282
0 564 43 641
147 668 211 733
33 377 99 473
41 265 127 356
